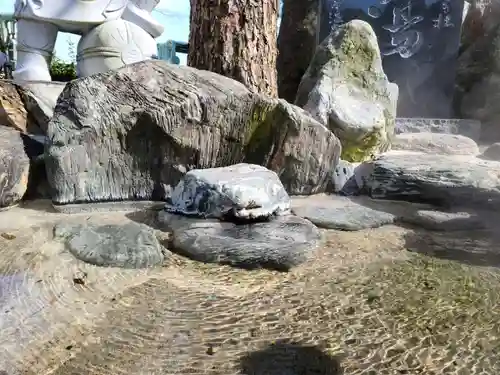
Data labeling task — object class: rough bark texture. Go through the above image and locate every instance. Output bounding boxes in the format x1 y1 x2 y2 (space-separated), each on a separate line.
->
276 0 318 103
188 0 279 98
45 61 341 205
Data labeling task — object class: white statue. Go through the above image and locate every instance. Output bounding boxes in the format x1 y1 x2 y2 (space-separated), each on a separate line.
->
13 0 165 81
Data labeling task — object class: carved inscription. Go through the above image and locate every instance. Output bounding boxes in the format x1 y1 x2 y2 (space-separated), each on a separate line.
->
366 1 424 59
433 0 454 29
317 0 465 117
382 1 424 58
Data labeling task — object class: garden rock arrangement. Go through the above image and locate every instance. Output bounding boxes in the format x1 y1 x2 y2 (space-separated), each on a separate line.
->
160 163 320 270
334 131 500 211
295 19 397 162
0 20 498 273
45 60 340 205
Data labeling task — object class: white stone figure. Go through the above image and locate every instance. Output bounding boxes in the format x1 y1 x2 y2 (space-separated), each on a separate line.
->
12 0 164 81
76 19 158 77
122 0 164 38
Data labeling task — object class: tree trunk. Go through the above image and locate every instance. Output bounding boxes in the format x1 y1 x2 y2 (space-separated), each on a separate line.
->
277 0 318 103
188 0 279 98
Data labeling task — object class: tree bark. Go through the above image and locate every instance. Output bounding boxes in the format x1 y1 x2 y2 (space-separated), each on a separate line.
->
277 0 318 103
188 0 279 98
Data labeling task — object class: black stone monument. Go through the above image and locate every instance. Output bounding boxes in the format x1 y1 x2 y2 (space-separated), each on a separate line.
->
318 0 465 118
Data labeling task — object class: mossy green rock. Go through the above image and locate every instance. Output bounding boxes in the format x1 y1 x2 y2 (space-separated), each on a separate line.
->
295 20 397 163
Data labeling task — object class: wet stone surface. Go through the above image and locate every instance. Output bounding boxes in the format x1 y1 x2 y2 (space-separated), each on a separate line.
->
158 212 322 271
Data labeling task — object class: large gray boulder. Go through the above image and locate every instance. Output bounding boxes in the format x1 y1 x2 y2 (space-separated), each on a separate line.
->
365 151 500 209
45 60 341 205
295 19 396 163
165 163 290 221
0 126 30 208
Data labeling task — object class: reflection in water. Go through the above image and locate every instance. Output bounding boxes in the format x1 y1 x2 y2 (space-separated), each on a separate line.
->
0 272 47 372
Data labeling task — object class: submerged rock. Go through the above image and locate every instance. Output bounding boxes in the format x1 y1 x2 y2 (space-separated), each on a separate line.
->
291 194 485 232
158 212 321 271
54 222 165 268
392 132 479 156
401 210 485 232
292 194 395 231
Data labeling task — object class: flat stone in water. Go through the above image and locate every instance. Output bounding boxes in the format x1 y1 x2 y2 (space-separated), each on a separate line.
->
292 195 395 231
395 118 482 141
392 132 479 156
158 212 322 271
401 210 485 231
367 151 500 209
54 222 165 269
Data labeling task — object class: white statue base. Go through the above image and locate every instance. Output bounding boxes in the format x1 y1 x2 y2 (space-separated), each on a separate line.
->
13 19 58 81
76 19 158 77
12 0 165 82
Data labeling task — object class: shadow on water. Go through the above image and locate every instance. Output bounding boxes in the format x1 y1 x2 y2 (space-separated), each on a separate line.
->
239 341 343 375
